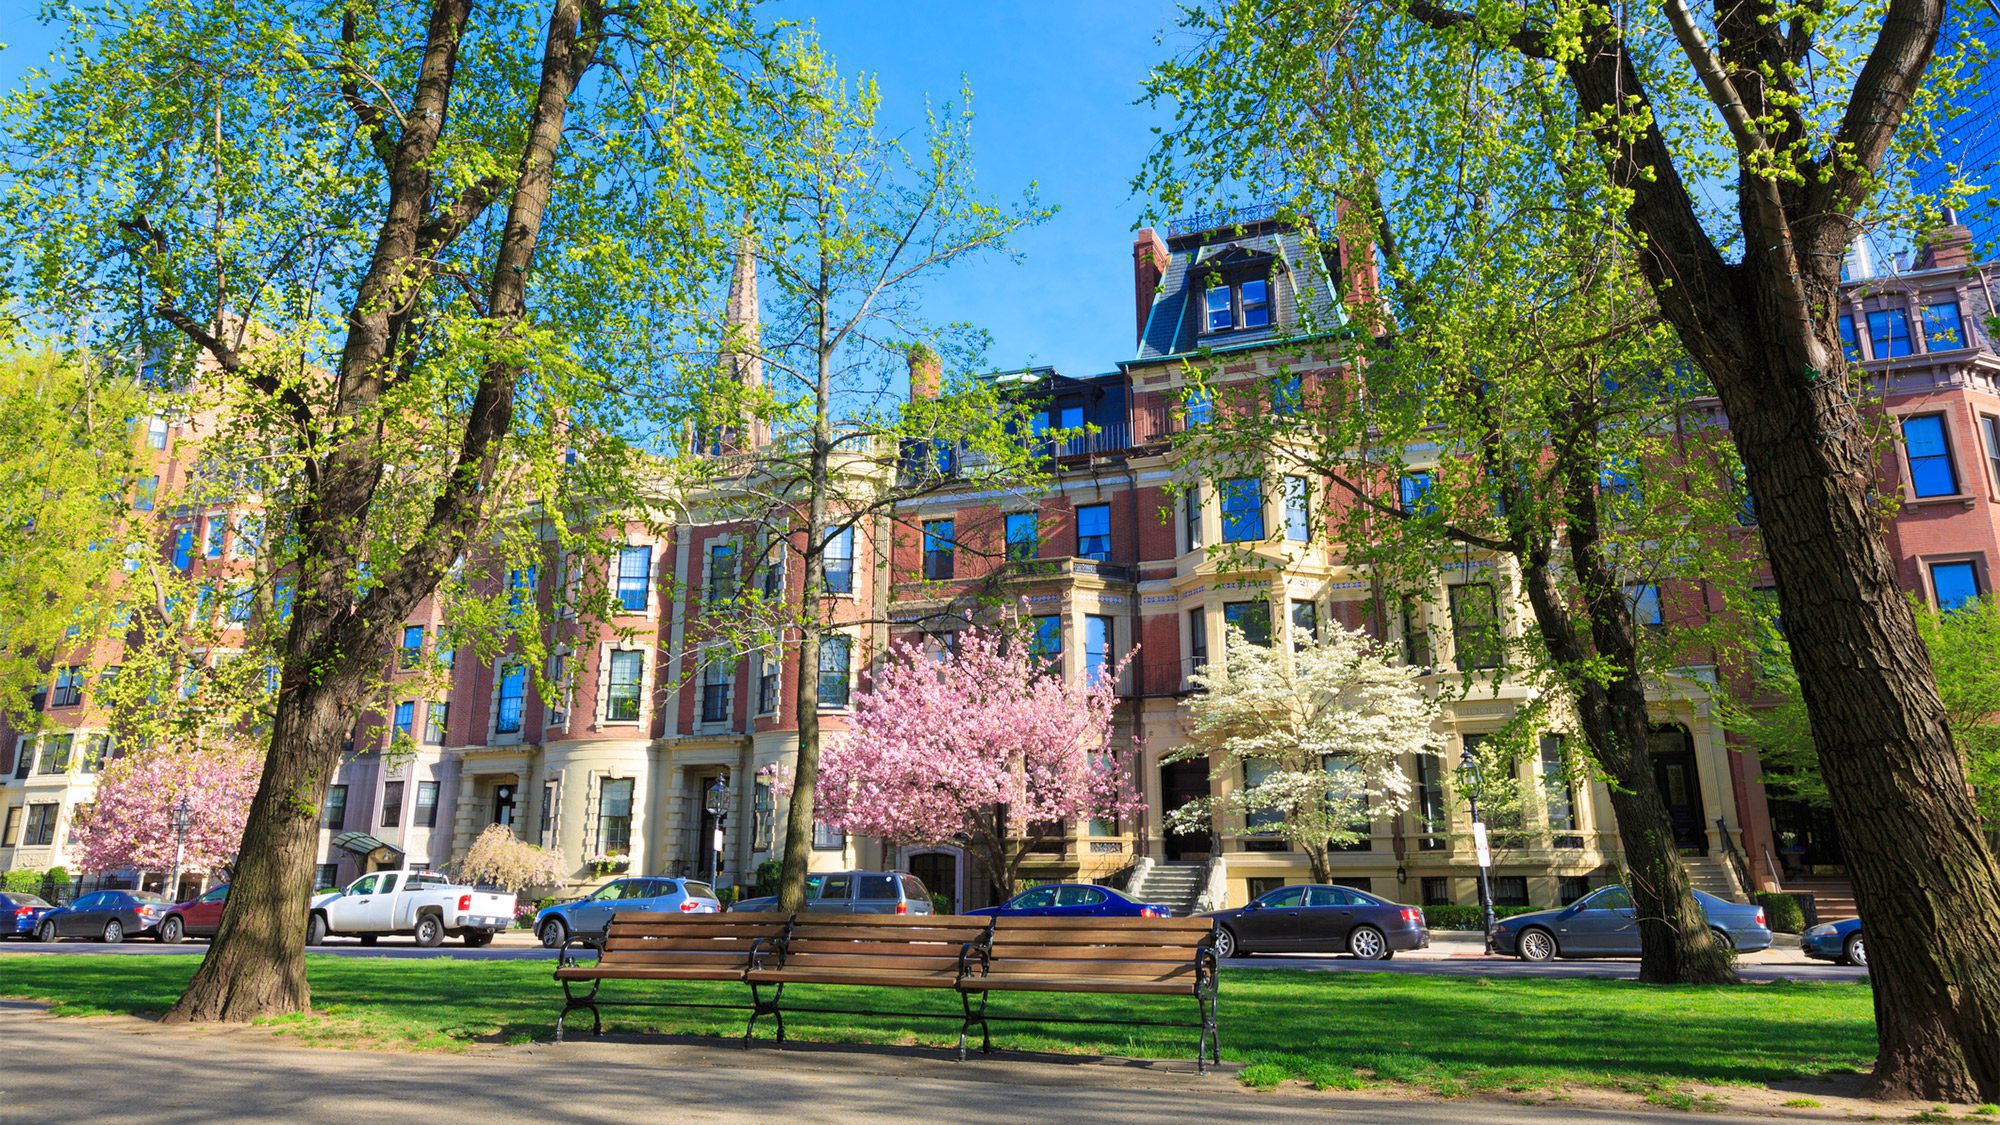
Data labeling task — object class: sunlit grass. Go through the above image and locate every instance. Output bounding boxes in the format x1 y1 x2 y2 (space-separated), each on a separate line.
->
0 954 1875 1096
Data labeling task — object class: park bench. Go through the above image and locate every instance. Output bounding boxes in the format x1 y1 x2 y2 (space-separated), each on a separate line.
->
552 912 788 1040
552 912 1221 1071
960 915 1219 1071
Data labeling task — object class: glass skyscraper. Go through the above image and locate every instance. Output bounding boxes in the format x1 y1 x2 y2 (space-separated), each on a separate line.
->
1913 10 2000 254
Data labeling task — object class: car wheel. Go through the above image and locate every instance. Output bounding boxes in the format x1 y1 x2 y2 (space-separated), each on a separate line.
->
413 915 444 948
1517 927 1558 962
35 920 57 943
158 916 185 945
357 934 378 946
1844 934 1867 968
102 919 125 944
1348 925 1390 960
305 913 328 945
539 918 569 949
463 930 493 948
1710 927 1736 953
1213 927 1240 959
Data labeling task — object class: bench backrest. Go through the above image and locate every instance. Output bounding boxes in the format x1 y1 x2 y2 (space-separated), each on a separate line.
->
778 914 995 981
596 912 791 973
982 916 1215 984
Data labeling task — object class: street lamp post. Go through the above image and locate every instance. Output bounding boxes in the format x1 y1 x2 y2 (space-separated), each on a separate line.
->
168 796 192 902
704 775 731 889
1460 747 1497 953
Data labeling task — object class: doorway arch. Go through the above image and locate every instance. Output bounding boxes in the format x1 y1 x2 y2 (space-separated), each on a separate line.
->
903 847 965 913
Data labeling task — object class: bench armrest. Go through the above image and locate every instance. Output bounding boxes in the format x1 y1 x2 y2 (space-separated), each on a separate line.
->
955 918 996 982
1194 943 1219 992
557 936 599 969
746 934 780 973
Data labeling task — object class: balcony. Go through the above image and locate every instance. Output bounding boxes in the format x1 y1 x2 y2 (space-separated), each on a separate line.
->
1000 556 1134 584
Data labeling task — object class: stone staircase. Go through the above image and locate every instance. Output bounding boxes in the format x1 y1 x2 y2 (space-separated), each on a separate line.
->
1127 860 1206 917
1683 855 1746 900
1784 875 1858 923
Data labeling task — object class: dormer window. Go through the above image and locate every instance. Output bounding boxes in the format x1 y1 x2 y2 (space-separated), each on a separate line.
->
1202 274 1271 334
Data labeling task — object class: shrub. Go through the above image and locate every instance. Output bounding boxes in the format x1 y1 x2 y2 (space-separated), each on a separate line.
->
1 868 42 894
716 886 739 908
1754 892 1806 934
1421 904 1545 930
753 860 783 896
930 892 952 914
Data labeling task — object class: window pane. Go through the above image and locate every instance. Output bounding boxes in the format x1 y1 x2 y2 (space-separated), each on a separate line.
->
1627 584 1663 626
1283 475 1310 541
1932 560 1980 610
1223 600 1271 647
598 778 633 854
1244 758 1283 832
924 519 954 580
1185 387 1212 427
1290 599 1318 647
1984 416 2000 494
1923 301 1966 350
1273 373 1302 414
1240 278 1269 328
1031 615 1063 666
608 650 644 721
1084 614 1113 685
617 545 652 612
817 635 851 708
1205 283 1232 331
1220 478 1264 542
1076 504 1111 561
1449 583 1502 669
1868 308 1912 358
1542 734 1577 831
1902 415 1960 497
1005 512 1039 560
497 666 527 733
823 527 854 594
1399 472 1435 515
1838 314 1861 361
707 542 737 602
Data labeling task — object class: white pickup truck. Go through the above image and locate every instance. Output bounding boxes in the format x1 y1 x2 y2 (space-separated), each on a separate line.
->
308 870 516 947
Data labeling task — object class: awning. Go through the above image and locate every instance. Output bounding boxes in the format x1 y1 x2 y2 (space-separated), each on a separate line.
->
329 831 404 863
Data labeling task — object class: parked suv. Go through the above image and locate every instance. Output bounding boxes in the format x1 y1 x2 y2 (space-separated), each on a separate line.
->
731 871 932 915
534 876 721 947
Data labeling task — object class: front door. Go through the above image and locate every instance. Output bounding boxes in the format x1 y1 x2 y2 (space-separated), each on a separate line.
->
1649 727 1707 854
1161 759 1212 860
907 851 959 913
493 784 517 829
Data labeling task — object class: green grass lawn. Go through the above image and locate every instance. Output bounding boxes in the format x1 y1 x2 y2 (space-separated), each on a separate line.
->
0 955 1875 1097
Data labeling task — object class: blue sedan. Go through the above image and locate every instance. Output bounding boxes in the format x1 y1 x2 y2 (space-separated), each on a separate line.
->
534 876 720 947
1800 917 1866 966
966 883 1173 918
2 891 54 938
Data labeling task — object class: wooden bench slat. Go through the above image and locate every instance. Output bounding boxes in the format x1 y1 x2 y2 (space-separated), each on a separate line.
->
982 961 1195 978
789 922 989 939
982 943 1197 961
990 917 1213 931
769 954 965 973
602 936 772 953
960 972 1192 988
982 931 1208 947
601 920 786 934
555 966 747 981
746 968 962 988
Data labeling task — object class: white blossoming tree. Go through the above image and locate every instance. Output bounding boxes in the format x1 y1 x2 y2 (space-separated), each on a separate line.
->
1164 620 1440 883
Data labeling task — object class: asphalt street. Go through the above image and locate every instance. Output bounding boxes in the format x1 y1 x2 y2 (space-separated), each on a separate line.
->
2 929 1873 981
0 999 1801 1124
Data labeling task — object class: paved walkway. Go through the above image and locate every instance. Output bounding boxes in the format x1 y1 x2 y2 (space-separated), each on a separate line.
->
0 1000 1781 1124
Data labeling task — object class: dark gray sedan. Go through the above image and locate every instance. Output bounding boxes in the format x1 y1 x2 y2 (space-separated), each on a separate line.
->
1203 884 1431 960
33 890 173 942
1492 885 1772 961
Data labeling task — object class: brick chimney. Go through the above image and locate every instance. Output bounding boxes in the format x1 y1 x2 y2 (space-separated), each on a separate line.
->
1133 227 1168 347
907 343 942 400
1915 207 1976 271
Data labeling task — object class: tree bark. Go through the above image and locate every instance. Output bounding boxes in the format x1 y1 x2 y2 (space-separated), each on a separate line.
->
165 0 600 1023
1557 2 2000 1092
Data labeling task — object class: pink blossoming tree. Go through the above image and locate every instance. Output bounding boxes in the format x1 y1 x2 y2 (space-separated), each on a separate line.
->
71 745 263 879
807 626 1142 902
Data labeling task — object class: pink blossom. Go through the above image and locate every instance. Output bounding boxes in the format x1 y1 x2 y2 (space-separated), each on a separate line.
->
810 626 1144 849
70 745 262 876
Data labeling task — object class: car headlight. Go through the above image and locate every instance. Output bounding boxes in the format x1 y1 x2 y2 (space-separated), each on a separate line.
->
1803 923 1835 938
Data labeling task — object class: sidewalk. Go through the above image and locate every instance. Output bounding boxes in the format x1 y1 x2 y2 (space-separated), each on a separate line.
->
0 999 1782 1124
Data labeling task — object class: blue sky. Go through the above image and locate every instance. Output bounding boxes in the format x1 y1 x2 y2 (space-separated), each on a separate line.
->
0 2 1184 377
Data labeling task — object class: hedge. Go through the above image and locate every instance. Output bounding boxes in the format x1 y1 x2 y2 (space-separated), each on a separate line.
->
1753 892 1807 934
1422 904 1545 931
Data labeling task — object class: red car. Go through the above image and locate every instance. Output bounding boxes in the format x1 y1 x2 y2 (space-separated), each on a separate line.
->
158 884 228 944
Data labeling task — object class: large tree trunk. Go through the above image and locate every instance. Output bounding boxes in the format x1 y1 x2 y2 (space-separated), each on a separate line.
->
778 619 824 913
1726 305 2000 1099
164 0 598 1023
1518 553 1735 985
163 658 359 1021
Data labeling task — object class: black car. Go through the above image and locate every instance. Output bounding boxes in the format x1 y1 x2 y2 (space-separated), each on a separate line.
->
33 890 173 943
1203 884 1431 959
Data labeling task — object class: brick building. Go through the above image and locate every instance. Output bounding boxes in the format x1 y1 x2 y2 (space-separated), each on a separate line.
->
4 211 1996 916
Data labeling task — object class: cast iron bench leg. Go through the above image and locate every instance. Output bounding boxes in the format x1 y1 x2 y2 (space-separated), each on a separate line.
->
746 981 785 1048
957 990 991 1060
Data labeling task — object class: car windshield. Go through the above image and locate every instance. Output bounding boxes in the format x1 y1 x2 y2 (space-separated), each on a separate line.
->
588 881 632 901
130 893 170 904
1584 887 1632 910
6 894 50 907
